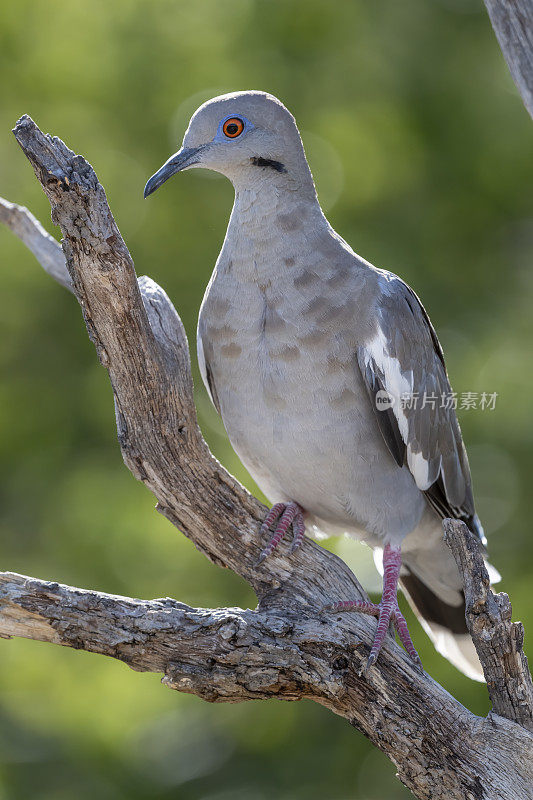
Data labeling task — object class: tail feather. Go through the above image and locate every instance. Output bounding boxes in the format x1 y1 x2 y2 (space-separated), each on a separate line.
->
400 569 484 682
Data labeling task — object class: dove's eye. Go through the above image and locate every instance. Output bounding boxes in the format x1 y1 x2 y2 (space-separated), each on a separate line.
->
223 118 245 138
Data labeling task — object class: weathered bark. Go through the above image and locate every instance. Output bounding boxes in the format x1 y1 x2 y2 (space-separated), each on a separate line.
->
1 117 532 799
484 0 533 118
2 567 533 800
445 519 533 732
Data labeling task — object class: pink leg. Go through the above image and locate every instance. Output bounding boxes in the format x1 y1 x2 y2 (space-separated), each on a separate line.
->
325 544 422 670
256 502 306 565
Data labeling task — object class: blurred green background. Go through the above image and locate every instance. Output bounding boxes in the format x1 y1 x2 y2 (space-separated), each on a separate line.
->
0 0 531 798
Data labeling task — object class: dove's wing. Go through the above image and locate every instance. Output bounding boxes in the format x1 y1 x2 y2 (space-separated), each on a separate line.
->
197 329 222 415
357 274 483 542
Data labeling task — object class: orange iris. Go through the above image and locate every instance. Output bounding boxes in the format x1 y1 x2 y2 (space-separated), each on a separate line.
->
223 117 245 138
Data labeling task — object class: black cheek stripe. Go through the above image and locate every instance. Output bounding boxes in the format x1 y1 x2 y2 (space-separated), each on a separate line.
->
251 157 288 174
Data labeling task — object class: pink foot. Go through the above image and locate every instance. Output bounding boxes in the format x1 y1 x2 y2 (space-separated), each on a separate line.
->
255 502 305 565
325 544 422 671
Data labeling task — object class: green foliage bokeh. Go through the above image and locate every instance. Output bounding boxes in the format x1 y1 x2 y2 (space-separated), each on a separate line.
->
1 1 532 798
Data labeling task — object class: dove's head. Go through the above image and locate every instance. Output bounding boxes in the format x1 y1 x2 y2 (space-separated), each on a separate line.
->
144 91 313 197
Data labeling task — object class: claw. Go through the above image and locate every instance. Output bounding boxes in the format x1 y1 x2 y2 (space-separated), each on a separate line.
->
256 501 305 564
365 652 377 672
289 512 305 553
323 544 422 670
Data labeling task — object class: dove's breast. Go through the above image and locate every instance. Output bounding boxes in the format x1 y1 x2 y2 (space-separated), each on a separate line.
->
197 245 426 546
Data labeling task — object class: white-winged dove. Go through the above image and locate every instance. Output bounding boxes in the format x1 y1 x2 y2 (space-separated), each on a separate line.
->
145 91 499 680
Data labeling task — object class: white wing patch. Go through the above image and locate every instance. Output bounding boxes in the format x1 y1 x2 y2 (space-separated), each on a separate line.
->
362 328 434 490
408 450 433 491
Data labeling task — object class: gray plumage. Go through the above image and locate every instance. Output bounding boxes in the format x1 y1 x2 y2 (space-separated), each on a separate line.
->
145 90 498 680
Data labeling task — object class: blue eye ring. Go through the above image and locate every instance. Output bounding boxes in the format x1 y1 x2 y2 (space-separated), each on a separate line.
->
215 114 254 142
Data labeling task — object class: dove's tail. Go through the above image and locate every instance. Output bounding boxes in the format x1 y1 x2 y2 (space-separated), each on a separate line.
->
398 536 500 681
399 568 484 681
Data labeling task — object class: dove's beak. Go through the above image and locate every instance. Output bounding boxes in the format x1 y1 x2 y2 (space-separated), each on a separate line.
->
143 145 205 198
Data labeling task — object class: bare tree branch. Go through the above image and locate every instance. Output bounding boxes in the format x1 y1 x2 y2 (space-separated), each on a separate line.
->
1 116 533 799
444 519 533 732
484 0 533 118
1 569 533 800
0 197 72 290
